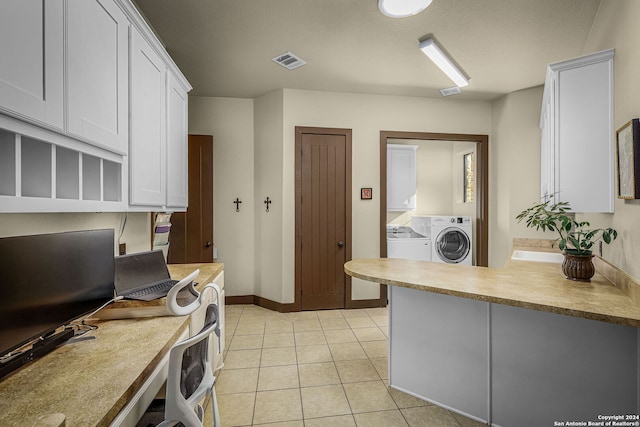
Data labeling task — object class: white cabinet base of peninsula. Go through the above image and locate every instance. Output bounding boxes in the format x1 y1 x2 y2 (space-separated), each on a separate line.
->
491 304 637 427
388 285 639 426
389 286 490 424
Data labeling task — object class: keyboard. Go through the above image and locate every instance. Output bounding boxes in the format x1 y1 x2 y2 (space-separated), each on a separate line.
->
126 279 179 300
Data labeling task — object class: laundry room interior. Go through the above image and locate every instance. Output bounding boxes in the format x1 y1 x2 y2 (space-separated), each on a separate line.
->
386 138 477 266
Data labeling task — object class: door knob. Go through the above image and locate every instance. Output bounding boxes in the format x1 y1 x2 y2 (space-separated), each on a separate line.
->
205 241 212 248
337 241 344 248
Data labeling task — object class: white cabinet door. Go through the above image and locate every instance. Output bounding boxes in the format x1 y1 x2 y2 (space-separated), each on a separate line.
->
129 27 167 206
166 72 189 208
556 57 613 212
540 49 614 212
67 0 129 155
0 0 63 130
387 144 418 211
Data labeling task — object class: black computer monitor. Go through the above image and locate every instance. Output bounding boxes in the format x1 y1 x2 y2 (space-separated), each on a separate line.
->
0 229 115 369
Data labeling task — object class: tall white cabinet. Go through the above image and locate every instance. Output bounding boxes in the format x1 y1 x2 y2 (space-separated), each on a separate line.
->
0 0 192 213
540 49 614 213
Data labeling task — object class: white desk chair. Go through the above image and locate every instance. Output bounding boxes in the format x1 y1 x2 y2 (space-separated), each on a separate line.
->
138 272 222 427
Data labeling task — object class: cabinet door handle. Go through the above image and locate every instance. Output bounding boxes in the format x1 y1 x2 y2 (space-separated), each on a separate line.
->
337 241 344 248
205 241 212 248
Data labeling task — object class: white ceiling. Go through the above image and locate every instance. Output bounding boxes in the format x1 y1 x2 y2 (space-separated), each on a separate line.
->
132 0 602 101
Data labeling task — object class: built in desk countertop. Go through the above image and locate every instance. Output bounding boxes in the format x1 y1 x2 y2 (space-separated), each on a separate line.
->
344 252 640 327
0 263 223 427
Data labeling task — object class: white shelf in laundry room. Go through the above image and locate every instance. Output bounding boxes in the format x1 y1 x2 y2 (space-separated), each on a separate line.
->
387 144 418 211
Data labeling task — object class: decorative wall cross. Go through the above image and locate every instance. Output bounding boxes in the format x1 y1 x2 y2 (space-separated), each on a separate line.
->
264 197 272 212
233 198 242 212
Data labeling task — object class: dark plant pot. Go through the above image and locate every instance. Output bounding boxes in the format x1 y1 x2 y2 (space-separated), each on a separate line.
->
562 252 595 282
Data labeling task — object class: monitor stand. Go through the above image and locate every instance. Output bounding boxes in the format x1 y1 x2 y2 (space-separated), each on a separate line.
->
0 328 75 380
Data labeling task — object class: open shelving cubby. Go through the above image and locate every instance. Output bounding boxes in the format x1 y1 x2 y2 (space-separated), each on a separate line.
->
0 126 125 212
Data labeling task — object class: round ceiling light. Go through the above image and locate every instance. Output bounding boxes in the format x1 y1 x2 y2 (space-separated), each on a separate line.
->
378 0 433 18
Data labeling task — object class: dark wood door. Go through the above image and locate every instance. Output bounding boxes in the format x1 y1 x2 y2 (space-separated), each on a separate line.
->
168 134 214 264
296 128 352 310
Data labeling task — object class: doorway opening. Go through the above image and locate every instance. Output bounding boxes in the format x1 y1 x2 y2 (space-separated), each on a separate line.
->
168 134 214 264
380 131 489 286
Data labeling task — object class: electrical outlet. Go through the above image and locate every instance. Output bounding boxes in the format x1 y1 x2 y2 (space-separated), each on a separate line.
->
119 243 126 255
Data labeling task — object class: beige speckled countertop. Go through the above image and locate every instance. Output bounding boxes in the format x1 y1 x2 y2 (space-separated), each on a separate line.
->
345 251 640 327
0 263 223 427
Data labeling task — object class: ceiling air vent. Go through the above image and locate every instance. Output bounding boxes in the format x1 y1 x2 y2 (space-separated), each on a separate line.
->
440 86 462 97
272 52 306 70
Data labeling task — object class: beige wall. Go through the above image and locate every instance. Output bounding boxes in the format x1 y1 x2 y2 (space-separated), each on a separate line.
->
490 86 546 267
0 212 150 255
253 90 285 303
579 0 640 280
188 96 255 296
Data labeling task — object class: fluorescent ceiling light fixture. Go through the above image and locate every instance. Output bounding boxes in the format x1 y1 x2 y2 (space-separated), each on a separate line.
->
378 0 432 18
419 38 469 87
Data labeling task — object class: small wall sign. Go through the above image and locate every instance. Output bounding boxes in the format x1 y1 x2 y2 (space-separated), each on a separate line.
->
361 188 373 200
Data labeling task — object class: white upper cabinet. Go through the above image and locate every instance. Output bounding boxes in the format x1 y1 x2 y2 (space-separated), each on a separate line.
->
166 72 189 208
540 49 614 213
67 0 129 155
129 27 167 206
0 0 64 130
129 27 191 210
387 144 418 211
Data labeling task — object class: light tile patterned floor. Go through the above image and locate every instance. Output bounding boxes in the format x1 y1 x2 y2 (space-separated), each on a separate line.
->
215 304 487 427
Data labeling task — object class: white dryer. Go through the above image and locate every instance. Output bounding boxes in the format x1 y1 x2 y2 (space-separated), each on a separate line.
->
430 216 473 265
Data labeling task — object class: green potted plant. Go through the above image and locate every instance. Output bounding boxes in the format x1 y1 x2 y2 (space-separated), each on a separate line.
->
516 199 617 282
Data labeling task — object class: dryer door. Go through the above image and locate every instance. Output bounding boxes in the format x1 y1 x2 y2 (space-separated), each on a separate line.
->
434 228 470 264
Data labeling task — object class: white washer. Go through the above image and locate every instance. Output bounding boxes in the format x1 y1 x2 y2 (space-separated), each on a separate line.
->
430 216 473 265
387 226 432 261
